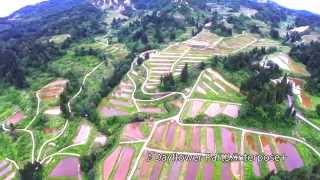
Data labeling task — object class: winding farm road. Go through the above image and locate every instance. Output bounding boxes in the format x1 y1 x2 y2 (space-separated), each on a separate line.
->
68 62 104 114
1 61 105 168
40 62 105 164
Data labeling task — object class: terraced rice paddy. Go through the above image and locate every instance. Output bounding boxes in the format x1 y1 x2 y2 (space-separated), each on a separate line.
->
44 106 61 116
49 157 81 179
288 77 313 109
136 94 183 119
0 160 16 180
139 121 312 179
120 122 152 141
94 134 107 146
5 112 25 125
183 99 240 119
192 69 242 102
73 124 91 145
148 121 242 153
39 79 69 101
262 53 309 76
275 138 304 171
144 31 223 93
249 38 282 48
102 144 142 180
213 34 257 54
99 79 137 118
244 134 262 177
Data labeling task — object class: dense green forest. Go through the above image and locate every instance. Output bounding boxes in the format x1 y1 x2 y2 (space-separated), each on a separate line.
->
264 163 320 180
290 42 320 96
0 2 105 88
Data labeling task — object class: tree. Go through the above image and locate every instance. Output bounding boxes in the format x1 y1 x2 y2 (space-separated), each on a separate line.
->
264 163 320 179
316 104 320 116
250 24 260 34
0 49 27 88
60 89 70 118
8 123 17 140
160 73 176 91
198 62 206 70
270 29 280 39
155 29 164 43
19 162 43 180
80 154 97 173
144 53 150 60
180 63 189 83
137 56 144 66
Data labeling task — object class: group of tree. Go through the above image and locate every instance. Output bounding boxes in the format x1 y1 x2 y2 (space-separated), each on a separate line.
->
285 31 302 43
244 1 287 27
80 153 97 179
0 3 105 88
210 23 233 37
290 42 320 95
19 162 43 180
212 47 278 72
0 49 27 88
74 47 101 57
210 46 294 127
116 2 210 52
242 72 289 107
180 63 189 83
160 73 176 91
137 52 150 65
270 29 280 39
226 14 254 34
264 163 320 180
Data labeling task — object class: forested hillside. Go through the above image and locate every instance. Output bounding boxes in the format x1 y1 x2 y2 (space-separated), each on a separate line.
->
0 1 105 88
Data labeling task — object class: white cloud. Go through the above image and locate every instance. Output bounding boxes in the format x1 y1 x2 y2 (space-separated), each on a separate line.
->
272 0 320 14
0 0 47 17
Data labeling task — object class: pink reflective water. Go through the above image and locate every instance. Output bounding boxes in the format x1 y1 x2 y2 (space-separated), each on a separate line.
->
176 127 185 150
168 161 182 180
185 161 199 180
166 122 177 146
113 147 134 180
221 128 236 153
100 107 129 117
190 100 204 117
222 163 232 180
204 162 214 180
276 139 304 171
154 125 165 143
6 112 24 125
123 122 145 140
222 104 240 118
192 127 201 152
204 103 221 117
103 147 122 180
206 128 215 152
49 157 80 177
149 161 164 180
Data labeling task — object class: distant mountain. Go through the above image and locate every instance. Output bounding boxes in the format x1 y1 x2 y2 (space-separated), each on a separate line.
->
5 0 87 22
90 0 133 9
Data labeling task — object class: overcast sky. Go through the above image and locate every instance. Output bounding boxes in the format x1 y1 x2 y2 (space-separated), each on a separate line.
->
271 0 320 14
0 0 319 17
0 0 47 17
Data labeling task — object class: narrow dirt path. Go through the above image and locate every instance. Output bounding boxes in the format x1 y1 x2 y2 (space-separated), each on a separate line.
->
68 62 104 114
25 91 41 130
40 62 105 164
